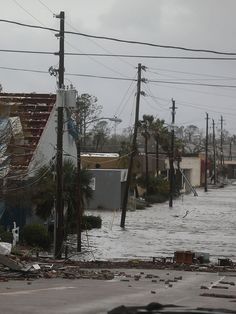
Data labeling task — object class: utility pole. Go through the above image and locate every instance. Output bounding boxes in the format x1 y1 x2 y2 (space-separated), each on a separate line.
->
76 124 82 252
155 136 159 175
212 119 216 185
169 99 176 208
113 115 119 141
229 139 232 161
220 115 224 167
144 123 149 197
204 113 209 192
54 11 65 259
120 63 143 228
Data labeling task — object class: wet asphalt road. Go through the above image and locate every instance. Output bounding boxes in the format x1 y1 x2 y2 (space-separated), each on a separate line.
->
0 269 236 313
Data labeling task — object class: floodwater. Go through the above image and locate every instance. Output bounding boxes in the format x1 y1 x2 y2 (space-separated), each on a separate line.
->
74 184 236 261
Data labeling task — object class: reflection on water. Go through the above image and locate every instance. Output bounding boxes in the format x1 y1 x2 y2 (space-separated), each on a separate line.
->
73 185 236 261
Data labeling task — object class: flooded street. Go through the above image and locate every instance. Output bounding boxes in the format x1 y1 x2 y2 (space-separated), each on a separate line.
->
80 184 236 261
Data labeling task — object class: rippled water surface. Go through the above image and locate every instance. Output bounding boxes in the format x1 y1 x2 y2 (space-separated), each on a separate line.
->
77 185 236 261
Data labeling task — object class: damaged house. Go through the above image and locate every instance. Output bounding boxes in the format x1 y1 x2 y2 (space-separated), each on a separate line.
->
0 92 77 228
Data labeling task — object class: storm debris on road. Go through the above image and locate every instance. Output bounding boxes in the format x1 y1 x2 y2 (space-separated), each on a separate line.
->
1 250 236 282
0 255 115 281
200 292 236 299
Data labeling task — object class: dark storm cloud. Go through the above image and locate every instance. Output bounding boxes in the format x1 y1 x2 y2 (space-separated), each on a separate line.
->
1 0 236 132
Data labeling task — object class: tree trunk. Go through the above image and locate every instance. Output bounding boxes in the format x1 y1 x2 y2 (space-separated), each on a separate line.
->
83 118 86 148
155 136 159 175
169 153 175 207
76 140 82 252
145 135 149 196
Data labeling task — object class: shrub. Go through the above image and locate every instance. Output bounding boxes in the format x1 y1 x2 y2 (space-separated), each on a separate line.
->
82 215 102 230
146 194 169 204
137 175 170 203
0 225 13 243
22 224 50 250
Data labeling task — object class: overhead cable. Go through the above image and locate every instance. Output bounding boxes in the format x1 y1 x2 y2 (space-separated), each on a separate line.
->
2 18 236 56
66 72 134 81
2 49 236 61
64 53 236 61
146 94 236 116
147 67 236 80
0 18 57 32
0 49 55 55
3 64 236 88
148 79 236 89
0 66 48 74
2 49 236 60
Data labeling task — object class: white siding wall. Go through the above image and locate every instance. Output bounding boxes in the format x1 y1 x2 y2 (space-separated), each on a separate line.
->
165 157 201 187
28 105 77 175
180 157 201 187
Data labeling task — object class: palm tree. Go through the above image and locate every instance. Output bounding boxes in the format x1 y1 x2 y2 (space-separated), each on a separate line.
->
30 159 93 231
138 114 154 196
158 127 184 197
150 118 166 175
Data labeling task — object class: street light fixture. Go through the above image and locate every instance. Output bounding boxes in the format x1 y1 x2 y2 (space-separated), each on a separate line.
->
87 116 122 125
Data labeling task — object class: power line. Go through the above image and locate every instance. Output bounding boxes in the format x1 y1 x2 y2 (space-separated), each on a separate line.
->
118 86 137 119
8 1 134 78
147 94 236 116
114 76 136 116
2 18 236 56
3 164 52 192
3 48 236 61
0 65 136 81
64 44 131 80
0 66 48 74
12 0 46 26
148 79 236 89
0 48 55 55
147 67 236 80
36 0 135 71
66 73 134 81
60 53 236 61
3 64 236 88
147 70 236 83
178 101 236 116
63 16 135 69
149 80 236 99
143 85 169 112
64 33 236 56
2 157 54 180
61 53 236 61
37 0 54 14
0 19 57 32
142 94 160 112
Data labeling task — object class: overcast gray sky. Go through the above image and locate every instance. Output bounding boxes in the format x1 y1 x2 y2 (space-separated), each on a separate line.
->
1 0 236 135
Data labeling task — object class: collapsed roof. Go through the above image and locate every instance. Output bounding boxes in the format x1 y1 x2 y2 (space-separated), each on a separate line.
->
0 93 56 181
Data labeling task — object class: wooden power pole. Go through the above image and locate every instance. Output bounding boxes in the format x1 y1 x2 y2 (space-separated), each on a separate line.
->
76 139 82 252
169 99 176 208
220 115 224 167
212 119 216 185
120 63 143 228
54 11 65 259
229 140 232 161
204 113 209 192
